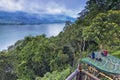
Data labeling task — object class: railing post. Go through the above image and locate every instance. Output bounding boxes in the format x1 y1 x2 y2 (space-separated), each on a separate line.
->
66 69 79 80
66 64 82 80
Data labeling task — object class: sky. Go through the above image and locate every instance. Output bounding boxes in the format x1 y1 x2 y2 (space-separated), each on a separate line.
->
0 0 87 17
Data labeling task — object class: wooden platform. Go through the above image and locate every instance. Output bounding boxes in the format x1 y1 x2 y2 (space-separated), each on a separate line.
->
81 52 120 75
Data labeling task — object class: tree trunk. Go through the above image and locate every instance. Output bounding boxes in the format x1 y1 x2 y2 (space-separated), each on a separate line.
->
82 39 85 51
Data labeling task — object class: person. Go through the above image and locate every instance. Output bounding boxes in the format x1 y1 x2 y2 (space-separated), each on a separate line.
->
91 52 95 59
95 44 103 61
88 52 95 59
96 51 102 61
102 50 108 56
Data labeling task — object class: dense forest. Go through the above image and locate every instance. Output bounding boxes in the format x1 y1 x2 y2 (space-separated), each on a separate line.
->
0 0 120 80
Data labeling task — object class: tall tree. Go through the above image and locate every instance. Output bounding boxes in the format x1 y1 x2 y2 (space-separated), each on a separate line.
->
83 10 120 49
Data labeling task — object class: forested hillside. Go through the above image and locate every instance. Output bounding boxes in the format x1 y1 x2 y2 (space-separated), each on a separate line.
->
0 0 120 80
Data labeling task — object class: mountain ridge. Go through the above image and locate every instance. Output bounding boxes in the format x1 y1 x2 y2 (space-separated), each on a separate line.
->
0 11 75 25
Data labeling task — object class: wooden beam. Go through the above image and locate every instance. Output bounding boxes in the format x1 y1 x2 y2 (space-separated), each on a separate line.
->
82 69 100 80
66 69 100 80
89 66 113 80
66 69 79 80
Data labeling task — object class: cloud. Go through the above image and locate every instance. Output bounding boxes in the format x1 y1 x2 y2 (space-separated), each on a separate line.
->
0 0 22 11
0 0 45 13
0 0 86 17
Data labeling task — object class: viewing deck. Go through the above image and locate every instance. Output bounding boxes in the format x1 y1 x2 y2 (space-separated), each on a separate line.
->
82 52 120 75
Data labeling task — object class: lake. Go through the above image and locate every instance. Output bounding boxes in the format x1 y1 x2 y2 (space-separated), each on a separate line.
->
0 23 65 51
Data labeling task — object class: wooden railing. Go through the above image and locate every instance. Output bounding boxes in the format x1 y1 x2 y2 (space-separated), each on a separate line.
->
66 64 100 80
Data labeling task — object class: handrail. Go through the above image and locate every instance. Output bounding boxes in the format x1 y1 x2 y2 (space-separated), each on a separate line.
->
65 69 79 80
66 69 100 80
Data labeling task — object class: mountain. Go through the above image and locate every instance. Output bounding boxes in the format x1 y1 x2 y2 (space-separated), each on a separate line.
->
0 11 75 25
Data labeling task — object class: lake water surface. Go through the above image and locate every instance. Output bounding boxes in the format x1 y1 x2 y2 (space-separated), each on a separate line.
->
0 23 65 51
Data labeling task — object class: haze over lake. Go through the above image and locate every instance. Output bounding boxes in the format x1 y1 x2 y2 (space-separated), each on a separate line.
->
0 23 65 51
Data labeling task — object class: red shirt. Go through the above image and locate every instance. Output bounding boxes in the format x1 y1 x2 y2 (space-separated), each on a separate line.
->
103 50 108 56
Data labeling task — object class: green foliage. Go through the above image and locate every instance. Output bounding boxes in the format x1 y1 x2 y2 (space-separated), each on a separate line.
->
5 35 72 80
0 52 16 80
83 10 120 48
36 68 71 80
